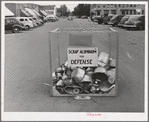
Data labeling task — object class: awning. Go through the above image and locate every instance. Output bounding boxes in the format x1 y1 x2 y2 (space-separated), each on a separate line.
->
20 9 32 17
32 9 42 17
5 6 14 16
25 8 37 17
39 10 48 16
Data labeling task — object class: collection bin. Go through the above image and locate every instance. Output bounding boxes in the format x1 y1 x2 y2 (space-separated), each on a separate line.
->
48 31 119 97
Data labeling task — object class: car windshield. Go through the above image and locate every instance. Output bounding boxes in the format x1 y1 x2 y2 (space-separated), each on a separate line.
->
112 15 118 19
128 16 141 21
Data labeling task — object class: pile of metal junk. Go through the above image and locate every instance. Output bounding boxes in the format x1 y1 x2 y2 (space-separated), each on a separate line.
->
52 52 116 95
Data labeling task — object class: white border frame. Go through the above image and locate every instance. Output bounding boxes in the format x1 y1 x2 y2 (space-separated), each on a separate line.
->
1 1 148 121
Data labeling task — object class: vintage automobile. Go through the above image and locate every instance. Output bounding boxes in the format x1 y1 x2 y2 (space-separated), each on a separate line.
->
123 15 145 30
28 17 38 27
15 17 34 30
103 14 115 24
81 15 88 19
5 17 25 33
108 15 124 26
68 16 73 20
32 17 43 25
118 15 130 27
46 16 57 22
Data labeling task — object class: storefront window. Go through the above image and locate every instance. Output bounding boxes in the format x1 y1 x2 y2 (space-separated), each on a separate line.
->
111 10 116 14
126 10 128 14
104 10 109 16
134 10 136 15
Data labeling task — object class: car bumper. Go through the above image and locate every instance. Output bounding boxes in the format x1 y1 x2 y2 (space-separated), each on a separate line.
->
123 24 137 28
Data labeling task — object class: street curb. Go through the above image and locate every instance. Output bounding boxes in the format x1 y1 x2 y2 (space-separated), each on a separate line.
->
109 27 117 32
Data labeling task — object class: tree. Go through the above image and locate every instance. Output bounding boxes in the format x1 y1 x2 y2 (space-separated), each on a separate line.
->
57 4 70 17
72 4 90 17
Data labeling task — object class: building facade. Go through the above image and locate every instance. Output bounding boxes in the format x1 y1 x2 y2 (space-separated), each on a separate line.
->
90 4 145 17
39 5 56 16
5 3 57 17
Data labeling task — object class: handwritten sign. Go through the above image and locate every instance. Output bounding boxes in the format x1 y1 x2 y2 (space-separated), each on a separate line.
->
67 47 98 67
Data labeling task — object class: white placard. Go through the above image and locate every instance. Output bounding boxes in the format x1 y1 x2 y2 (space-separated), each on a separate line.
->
67 47 98 67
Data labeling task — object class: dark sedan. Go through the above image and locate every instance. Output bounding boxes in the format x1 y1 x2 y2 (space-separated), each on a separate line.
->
5 17 25 33
123 15 145 30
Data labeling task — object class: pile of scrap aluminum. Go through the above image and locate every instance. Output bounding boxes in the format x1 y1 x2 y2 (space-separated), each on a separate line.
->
52 52 116 95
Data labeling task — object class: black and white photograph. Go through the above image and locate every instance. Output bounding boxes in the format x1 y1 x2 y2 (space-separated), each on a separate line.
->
1 1 148 121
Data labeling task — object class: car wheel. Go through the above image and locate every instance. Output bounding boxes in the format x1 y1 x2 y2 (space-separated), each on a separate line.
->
12 27 20 33
25 25 30 30
138 25 143 30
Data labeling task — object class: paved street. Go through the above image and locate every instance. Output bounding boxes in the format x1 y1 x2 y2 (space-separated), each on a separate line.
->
4 19 145 112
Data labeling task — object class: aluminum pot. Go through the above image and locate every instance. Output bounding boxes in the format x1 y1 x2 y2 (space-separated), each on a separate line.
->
63 79 74 86
109 58 116 67
52 72 58 82
55 67 63 73
79 75 93 91
93 67 108 81
98 52 109 64
56 79 65 87
106 68 116 77
66 69 72 76
71 68 85 84
56 73 62 79
108 76 115 84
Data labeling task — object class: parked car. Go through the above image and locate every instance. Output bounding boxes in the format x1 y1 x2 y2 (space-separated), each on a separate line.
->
5 17 25 33
92 15 102 22
36 17 44 24
81 15 88 19
103 14 115 24
123 15 145 30
46 16 57 22
118 15 130 27
15 17 34 30
108 15 124 26
28 17 38 27
32 17 42 26
68 16 73 20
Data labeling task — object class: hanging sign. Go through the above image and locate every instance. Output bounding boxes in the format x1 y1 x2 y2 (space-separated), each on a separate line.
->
67 47 98 67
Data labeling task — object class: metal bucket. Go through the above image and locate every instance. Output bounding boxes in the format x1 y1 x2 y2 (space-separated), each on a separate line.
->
71 68 85 84
92 67 108 81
